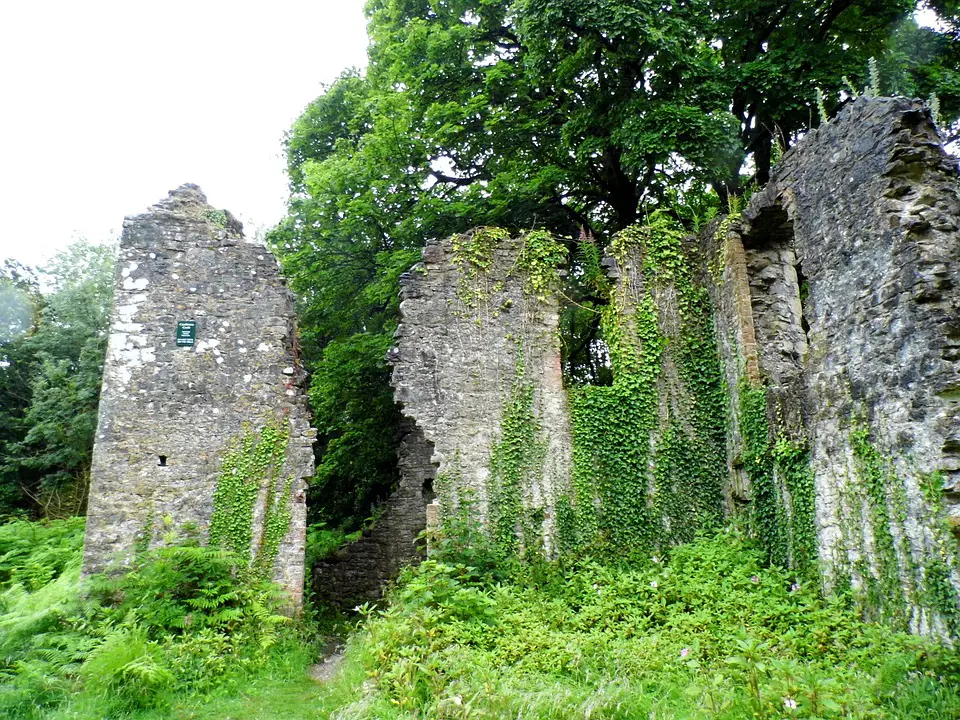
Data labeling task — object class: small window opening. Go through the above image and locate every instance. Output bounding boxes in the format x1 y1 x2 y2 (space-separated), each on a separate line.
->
796 261 811 339
422 477 436 504
158 455 167 467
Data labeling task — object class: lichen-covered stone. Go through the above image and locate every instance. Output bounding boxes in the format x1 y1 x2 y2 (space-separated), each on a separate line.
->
83 184 315 608
391 231 573 554
711 98 960 635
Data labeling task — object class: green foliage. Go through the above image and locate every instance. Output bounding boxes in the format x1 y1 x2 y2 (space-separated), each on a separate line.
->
273 0 960 531
489 363 545 557
0 516 84 589
209 422 292 575
203 209 228 228
850 424 907 625
315 531 960 719
567 214 725 554
846 424 960 634
737 380 818 574
516 230 567 301
0 241 116 518
304 522 361 569
307 332 402 531
0 517 298 719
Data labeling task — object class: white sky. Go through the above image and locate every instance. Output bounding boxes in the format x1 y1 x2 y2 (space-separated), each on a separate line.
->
0 1 369 268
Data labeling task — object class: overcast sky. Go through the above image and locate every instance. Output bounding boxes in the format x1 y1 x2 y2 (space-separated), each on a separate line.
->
0 1 369 268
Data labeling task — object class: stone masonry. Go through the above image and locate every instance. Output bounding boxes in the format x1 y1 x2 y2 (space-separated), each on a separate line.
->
391 232 573 555
312 421 435 607
83 185 315 607
711 98 960 634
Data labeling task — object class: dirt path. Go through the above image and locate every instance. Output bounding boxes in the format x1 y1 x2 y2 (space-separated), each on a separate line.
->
308 638 345 682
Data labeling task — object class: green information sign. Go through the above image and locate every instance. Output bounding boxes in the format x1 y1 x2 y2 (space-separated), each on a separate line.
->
176 321 197 347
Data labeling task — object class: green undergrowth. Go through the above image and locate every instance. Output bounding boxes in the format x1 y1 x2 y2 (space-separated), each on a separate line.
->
0 517 335 720
3 518 960 719
312 529 960 720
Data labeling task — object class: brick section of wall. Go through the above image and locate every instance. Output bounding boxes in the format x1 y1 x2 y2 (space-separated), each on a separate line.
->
82 184 315 608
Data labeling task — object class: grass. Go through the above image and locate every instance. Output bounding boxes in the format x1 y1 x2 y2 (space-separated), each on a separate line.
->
1 518 958 719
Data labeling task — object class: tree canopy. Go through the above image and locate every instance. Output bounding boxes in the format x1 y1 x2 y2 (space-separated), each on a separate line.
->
271 0 960 530
0 242 115 518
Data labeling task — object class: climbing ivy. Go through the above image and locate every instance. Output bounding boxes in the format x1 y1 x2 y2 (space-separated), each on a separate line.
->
737 379 818 575
452 227 510 307
488 359 545 557
709 204 743 285
568 212 726 555
850 424 908 627
452 226 565 307
208 423 293 574
515 230 567 301
847 425 960 635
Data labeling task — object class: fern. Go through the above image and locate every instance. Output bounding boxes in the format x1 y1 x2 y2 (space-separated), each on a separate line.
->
867 56 881 97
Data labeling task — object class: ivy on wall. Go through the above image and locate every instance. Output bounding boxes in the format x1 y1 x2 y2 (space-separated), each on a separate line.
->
443 227 567 554
846 423 960 635
208 423 293 577
737 379 818 575
488 359 546 557
451 227 566 308
562 213 727 554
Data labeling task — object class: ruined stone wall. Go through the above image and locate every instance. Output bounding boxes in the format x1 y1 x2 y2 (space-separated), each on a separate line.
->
83 185 314 606
711 98 960 634
312 422 434 606
390 231 572 555
561 224 727 550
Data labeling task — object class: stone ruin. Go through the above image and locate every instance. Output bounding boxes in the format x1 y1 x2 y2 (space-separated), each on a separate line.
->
711 97 960 634
83 98 959 636
83 185 314 607
314 231 573 605
319 97 959 635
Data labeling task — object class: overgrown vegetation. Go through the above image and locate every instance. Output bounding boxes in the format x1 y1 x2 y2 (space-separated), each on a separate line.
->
271 0 960 531
0 517 309 719
738 380 818 575
0 242 115 520
165 524 960 720
564 213 727 554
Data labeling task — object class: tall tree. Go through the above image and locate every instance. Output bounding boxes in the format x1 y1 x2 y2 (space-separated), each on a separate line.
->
0 241 115 517
274 0 959 528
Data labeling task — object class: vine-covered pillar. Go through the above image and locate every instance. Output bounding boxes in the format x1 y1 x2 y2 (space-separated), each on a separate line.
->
563 215 727 554
390 229 572 556
706 98 960 637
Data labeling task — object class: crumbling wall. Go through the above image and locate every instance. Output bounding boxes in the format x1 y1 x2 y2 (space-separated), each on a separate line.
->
311 421 434 606
390 230 572 555
562 221 727 551
711 98 960 635
83 185 315 607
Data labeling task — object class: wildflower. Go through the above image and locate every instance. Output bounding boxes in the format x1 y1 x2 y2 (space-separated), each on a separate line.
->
650 581 658 589
453 695 463 706
790 583 801 593
784 697 798 710
652 555 660 564
751 575 760 584
680 647 690 658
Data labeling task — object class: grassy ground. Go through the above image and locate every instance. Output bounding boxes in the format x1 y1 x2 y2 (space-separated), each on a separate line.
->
2 519 959 719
